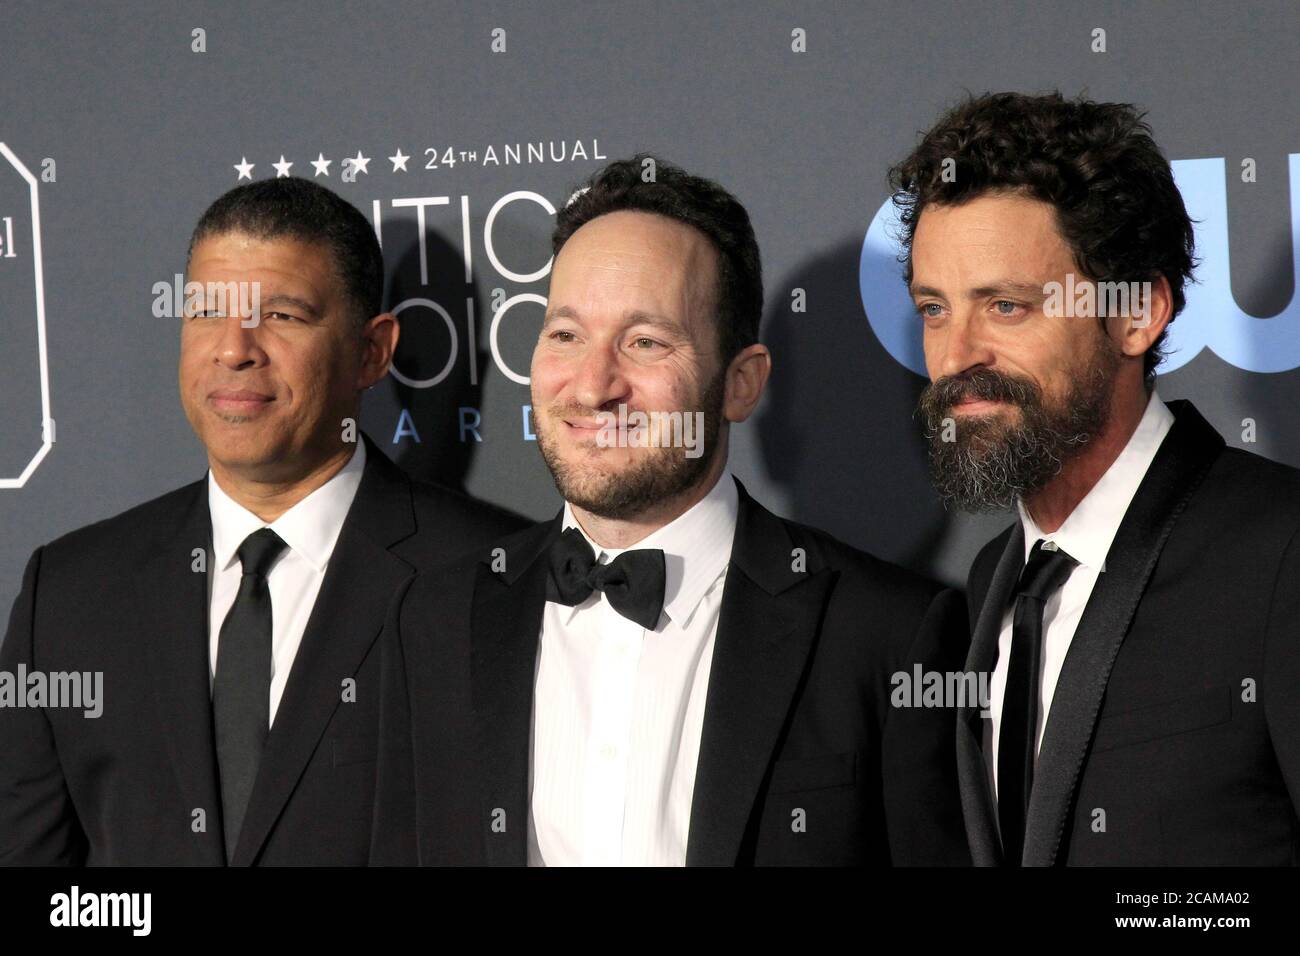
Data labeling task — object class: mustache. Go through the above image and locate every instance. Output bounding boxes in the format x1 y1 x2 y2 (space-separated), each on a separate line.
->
924 368 1040 408
917 368 1043 438
545 401 697 421
545 402 642 421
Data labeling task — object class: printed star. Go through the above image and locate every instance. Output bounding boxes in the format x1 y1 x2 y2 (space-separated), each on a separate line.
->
347 150 371 175
233 156 255 180
272 155 294 178
389 149 410 172
310 153 332 176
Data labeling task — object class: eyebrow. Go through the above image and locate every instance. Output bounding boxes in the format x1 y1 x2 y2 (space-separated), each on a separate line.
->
909 281 1047 301
542 305 580 327
259 294 323 318
542 305 683 332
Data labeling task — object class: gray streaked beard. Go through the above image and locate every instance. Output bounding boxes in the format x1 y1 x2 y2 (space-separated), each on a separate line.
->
917 345 1118 513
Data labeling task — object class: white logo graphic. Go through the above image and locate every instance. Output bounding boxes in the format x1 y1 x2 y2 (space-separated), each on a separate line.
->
0 142 53 489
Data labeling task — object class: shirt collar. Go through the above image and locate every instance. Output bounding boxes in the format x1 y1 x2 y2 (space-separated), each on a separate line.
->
208 439 367 575
1018 389 1174 572
559 469 740 629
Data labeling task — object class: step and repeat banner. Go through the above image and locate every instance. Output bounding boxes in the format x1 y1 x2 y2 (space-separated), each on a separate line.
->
1 0 1296 613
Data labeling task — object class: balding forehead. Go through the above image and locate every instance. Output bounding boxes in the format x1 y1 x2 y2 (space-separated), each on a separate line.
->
550 212 724 348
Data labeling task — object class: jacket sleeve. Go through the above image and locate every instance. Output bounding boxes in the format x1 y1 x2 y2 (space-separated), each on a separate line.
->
368 575 419 866
882 586 973 865
1263 525 1300 820
0 547 88 865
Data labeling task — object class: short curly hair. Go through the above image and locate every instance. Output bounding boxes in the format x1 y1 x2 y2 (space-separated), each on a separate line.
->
888 91 1196 379
553 154 762 367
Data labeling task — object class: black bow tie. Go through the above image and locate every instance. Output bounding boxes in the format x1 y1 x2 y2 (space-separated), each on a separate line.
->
546 527 666 630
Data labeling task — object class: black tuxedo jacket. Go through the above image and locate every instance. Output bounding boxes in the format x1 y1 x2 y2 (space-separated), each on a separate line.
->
960 400 1300 865
372 477 970 866
0 434 525 865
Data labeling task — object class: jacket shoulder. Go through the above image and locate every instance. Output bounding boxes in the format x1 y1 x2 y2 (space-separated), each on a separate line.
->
400 515 552 608
763 511 967 675
38 480 206 571
776 513 947 612
407 478 531 542
1207 446 1300 517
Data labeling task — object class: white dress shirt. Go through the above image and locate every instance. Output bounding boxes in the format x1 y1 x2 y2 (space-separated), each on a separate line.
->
527 470 740 867
986 391 1175 801
206 439 367 726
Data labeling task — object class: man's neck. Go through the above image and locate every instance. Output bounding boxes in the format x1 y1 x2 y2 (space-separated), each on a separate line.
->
1023 382 1153 534
210 443 356 524
571 455 728 551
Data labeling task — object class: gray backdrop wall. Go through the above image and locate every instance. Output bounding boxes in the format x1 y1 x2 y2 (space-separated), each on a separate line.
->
1 0 1297 620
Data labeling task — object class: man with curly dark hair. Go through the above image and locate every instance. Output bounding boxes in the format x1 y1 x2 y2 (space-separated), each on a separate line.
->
893 91 1300 865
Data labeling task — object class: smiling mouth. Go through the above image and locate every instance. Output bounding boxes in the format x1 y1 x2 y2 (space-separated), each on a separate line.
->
562 415 616 437
209 391 274 414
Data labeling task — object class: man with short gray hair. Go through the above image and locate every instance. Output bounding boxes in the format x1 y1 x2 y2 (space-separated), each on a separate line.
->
0 177 524 866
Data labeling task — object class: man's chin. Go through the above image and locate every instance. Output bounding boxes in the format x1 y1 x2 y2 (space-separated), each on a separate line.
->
555 477 630 517
201 433 287 473
554 456 638 490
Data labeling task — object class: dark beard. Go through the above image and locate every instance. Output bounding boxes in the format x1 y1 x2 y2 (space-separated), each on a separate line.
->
917 342 1119 513
536 370 726 521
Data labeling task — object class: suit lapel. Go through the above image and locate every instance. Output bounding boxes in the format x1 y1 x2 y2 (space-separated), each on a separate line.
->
138 478 227 864
685 479 835 866
1022 400 1223 865
232 437 419 865
471 515 562 866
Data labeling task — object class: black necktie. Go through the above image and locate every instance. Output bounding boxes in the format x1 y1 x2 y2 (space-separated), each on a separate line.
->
998 538 1077 866
213 527 287 862
546 527 666 630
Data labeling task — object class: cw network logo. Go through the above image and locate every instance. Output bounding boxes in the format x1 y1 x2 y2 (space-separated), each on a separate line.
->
861 153 1300 375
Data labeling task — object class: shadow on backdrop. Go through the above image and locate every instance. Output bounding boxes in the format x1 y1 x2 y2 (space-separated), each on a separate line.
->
363 228 491 493
755 234 957 583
